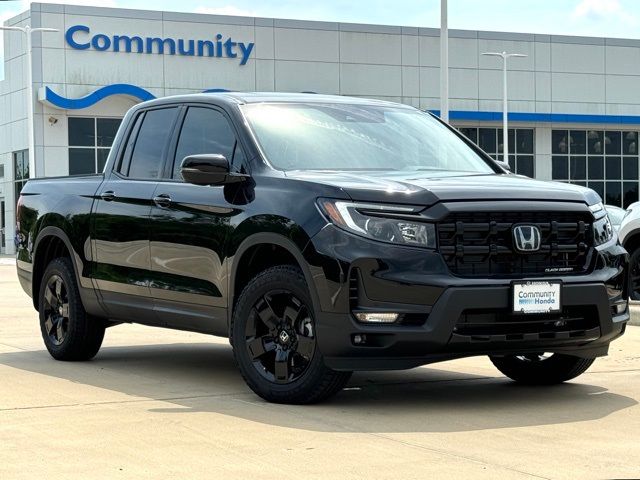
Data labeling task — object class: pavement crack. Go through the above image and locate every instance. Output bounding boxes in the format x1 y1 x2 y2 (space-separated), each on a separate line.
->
0 391 250 412
587 368 640 374
366 432 553 479
0 342 35 352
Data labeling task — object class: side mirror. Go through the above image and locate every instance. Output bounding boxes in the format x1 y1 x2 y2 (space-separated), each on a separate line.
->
181 154 249 186
495 160 511 172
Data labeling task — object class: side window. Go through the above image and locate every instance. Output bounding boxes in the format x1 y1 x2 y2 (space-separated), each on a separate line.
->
231 142 247 173
126 107 179 179
172 107 242 179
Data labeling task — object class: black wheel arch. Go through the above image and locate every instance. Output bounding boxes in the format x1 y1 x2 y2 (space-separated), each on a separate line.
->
32 226 105 317
228 232 322 334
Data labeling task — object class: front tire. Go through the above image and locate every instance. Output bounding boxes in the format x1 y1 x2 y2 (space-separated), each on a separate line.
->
231 265 351 404
39 257 105 361
490 353 595 385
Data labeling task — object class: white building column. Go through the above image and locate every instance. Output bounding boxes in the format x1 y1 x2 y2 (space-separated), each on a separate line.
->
535 126 552 180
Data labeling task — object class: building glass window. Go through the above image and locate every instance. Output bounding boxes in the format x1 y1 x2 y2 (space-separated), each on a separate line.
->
68 117 122 175
1 199 5 251
552 129 639 207
13 150 29 203
0 163 5 178
458 127 535 177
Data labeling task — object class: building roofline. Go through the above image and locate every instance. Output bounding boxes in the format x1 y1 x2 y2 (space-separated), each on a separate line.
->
14 2 640 46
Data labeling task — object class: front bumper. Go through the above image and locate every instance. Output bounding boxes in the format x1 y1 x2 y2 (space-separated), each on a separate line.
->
304 224 629 371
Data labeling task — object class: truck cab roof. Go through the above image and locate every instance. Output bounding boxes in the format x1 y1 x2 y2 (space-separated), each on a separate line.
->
134 91 414 110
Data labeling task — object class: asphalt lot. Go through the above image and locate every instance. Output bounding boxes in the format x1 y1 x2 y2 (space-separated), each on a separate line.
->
1 261 639 479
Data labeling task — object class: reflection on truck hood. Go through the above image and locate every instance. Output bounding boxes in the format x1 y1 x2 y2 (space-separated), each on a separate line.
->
284 170 597 206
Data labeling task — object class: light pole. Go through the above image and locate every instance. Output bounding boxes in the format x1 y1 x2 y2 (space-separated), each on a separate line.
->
481 51 527 164
0 25 58 179
440 0 449 122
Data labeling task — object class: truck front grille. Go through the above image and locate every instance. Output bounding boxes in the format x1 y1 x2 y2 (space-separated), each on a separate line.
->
437 211 593 277
451 306 600 343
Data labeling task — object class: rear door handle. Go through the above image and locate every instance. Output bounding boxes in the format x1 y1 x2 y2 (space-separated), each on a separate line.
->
100 191 115 201
153 194 172 208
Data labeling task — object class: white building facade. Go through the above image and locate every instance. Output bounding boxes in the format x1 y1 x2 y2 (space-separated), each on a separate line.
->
3 2 640 253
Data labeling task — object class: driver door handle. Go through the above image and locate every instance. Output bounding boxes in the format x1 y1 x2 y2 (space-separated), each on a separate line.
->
100 191 115 202
153 194 172 208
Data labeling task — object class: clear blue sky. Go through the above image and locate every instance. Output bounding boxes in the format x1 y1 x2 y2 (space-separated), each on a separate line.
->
2 0 640 79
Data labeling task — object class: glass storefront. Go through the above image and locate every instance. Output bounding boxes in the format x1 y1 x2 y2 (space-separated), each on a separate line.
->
457 127 535 177
551 129 639 207
13 150 29 204
68 117 122 175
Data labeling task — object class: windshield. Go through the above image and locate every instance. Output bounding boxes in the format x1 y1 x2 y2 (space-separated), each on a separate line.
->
241 102 495 174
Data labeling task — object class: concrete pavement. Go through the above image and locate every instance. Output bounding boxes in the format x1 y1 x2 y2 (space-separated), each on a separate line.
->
1 263 639 479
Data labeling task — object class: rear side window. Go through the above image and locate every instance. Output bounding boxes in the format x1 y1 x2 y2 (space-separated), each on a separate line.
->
172 107 242 179
126 107 179 179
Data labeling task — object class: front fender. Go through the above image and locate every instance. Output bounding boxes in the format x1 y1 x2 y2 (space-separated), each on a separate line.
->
226 216 320 325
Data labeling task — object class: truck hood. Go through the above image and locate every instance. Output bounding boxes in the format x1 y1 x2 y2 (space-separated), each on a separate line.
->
284 170 598 206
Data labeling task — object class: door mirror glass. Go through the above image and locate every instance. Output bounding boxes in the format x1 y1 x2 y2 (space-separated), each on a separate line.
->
181 154 248 185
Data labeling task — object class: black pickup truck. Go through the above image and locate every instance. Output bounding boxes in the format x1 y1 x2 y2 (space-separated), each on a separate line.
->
16 93 629 404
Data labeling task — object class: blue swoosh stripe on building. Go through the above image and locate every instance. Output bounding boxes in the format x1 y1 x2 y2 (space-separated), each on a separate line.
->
39 84 234 109
38 84 640 124
40 84 156 109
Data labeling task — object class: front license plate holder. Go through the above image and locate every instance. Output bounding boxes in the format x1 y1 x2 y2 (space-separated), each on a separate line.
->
512 280 562 314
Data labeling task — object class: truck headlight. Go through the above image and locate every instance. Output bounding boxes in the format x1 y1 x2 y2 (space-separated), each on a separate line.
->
589 202 605 214
593 214 613 246
318 199 436 248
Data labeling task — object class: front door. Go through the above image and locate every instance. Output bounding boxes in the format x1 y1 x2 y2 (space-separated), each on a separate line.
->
149 106 247 335
91 106 180 323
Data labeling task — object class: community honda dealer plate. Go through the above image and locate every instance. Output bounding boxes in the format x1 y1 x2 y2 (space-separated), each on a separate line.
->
512 281 562 314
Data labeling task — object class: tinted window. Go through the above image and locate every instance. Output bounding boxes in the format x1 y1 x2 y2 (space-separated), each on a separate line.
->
128 108 178 179
172 107 239 179
68 117 95 146
97 149 110 172
69 148 95 175
97 118 122 147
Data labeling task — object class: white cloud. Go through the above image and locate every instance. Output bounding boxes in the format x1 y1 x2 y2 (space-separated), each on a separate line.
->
194 5 257 17
572 0 635 22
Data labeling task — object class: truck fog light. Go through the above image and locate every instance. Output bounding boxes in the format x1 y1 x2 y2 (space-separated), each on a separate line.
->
614 302 627 315
353 334 367 345
354 312 399 323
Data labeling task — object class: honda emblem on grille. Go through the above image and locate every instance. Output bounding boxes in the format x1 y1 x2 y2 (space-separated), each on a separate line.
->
513 225 541 252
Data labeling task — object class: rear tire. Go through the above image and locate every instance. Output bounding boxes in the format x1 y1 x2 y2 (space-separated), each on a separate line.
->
490 353 595 385
38 257 105 361
231 265 351 404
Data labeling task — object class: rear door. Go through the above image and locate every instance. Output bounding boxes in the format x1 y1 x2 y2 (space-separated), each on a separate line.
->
148 105 247 335
91 106 180 322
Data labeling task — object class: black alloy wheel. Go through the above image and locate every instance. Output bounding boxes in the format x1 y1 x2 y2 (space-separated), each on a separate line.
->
39 257 105 361
231 265 352 404
514 352 554 363
245 290 316 384
42 274 70 346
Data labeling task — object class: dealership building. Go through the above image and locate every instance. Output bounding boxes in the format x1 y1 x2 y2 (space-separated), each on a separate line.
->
3 3 640 253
